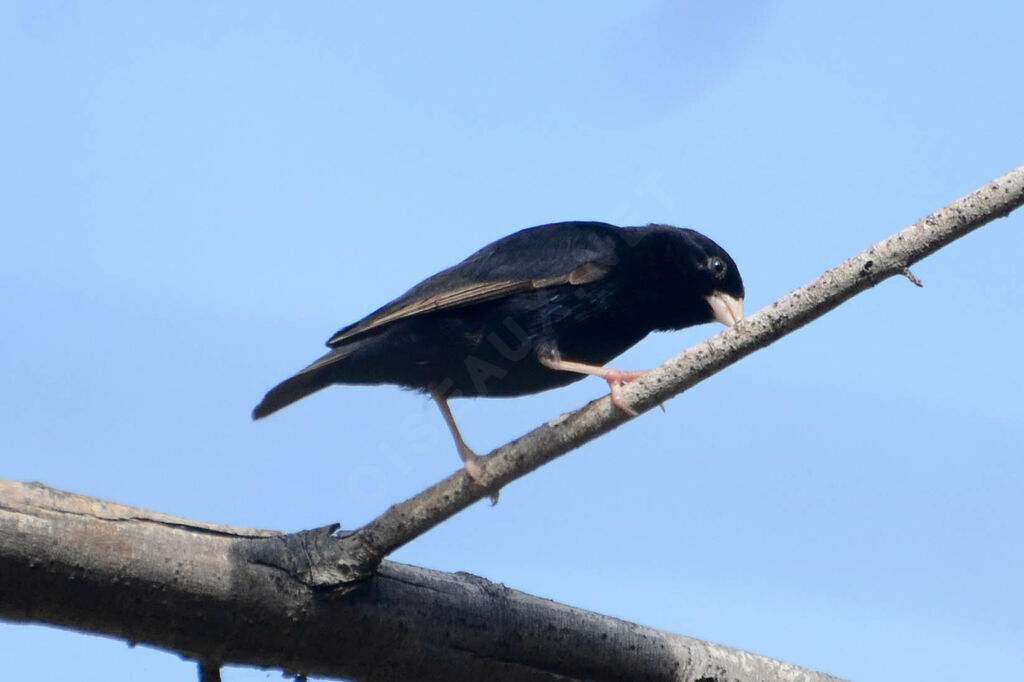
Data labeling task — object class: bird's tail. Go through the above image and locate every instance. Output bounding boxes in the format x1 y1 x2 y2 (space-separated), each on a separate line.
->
251 348 353 419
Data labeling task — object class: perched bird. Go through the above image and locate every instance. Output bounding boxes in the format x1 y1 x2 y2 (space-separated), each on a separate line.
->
253 221 744 483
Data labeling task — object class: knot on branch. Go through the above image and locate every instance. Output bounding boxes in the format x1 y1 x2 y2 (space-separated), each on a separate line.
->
235 524 381 595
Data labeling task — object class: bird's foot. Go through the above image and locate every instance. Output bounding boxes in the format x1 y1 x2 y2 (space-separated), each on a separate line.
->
603 369 647 416
535 352 649 417
459 447 499 505
432 387 498 503
461 449 487 485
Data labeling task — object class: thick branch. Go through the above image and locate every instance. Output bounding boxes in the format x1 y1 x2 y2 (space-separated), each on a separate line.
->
0 480 843 682
327 167 1024 584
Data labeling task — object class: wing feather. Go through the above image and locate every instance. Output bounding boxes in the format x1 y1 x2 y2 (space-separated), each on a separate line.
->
326 222 623 347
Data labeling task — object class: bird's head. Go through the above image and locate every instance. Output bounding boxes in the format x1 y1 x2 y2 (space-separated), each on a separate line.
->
692 239 745 327
632 225 745 330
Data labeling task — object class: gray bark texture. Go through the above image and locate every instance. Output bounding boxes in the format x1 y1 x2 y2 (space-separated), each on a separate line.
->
0 480 842 682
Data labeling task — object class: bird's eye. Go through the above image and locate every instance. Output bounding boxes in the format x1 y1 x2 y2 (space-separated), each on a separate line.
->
708 257 727 278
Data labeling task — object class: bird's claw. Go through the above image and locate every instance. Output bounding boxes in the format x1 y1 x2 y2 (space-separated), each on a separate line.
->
608 380 638 416
461 453 499 504
605 370 647 417
460 450 486 484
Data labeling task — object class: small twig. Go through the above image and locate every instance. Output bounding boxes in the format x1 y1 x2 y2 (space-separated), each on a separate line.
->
902 267 924 287
321 166 1024 586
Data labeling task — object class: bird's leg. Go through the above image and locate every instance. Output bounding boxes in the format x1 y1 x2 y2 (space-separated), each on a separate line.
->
538 350 647 416
430 387 487 485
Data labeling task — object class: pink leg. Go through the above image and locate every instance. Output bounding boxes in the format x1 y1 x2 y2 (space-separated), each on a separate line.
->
430 388 487 484
538 352 647 416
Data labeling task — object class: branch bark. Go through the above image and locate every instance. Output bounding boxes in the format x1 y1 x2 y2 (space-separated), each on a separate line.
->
325 166 1024 586
0 480 843 682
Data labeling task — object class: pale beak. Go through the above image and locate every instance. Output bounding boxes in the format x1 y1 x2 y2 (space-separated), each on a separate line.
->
705 292 744 326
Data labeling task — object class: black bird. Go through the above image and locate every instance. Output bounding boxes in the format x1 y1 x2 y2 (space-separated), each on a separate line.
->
253 221 744 483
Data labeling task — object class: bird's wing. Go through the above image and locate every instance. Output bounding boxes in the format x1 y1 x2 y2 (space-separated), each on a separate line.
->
327 222 623 347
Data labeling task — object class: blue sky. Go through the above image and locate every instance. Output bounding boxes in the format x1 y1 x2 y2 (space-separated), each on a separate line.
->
3 2 1022 680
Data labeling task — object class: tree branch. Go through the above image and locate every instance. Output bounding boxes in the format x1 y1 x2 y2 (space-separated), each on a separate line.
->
6 169 1020 680
325 166 1024 586
0 480 843 682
